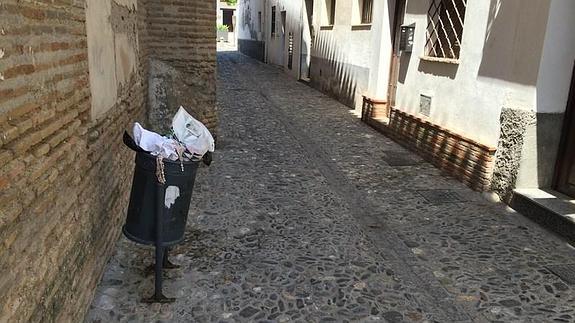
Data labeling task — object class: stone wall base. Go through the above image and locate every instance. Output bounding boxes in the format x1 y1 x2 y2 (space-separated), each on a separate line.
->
491 108 564 202
148 59 218 138
238 39 266 62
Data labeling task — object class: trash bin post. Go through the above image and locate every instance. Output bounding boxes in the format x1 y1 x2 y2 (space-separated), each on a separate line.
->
142 181 176 304
123 146 201 303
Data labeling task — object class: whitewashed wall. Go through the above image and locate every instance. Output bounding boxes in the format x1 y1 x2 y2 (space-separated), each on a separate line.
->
394 0 551 147
536 0 575 114
238 0 265 41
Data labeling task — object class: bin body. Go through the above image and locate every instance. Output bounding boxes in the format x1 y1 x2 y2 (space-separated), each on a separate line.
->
123 152 199 247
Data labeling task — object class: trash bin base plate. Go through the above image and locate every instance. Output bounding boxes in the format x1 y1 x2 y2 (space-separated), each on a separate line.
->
141 293 176 304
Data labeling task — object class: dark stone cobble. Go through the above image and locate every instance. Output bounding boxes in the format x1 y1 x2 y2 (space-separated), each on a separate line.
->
85 50 575 323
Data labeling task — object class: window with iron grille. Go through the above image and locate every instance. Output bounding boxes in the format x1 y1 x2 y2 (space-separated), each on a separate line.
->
425 0 467 59
325 0 336 25
361 0 373 24
271 6 276 36
258 11 262 32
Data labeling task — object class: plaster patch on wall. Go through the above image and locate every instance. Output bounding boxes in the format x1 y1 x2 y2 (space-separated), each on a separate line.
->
491 108 536 202
110 1 138 86
86 0 118 119
109 1 138 48
87 0 139 120
114 33 138 85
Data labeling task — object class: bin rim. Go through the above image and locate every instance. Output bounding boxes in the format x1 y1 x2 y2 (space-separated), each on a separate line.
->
123 225 184 247
137 151 201 166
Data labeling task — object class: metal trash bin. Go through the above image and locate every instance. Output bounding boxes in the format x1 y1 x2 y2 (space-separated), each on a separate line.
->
123 151 199 246
122 132 201 303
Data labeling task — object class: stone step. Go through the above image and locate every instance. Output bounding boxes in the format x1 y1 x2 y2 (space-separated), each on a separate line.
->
511 188 575 243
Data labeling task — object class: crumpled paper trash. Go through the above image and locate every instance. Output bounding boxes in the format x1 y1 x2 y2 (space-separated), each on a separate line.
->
133 122 181 160
131 106 215 162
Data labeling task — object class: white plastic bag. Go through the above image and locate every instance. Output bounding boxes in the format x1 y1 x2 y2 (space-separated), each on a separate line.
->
172 106 215 158
133 122 179 160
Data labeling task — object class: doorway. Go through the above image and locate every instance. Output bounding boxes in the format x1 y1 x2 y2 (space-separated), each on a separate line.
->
281 11 287 65
299 0 314 81
387 0 407 108
222 9 235 32
554 62 575 197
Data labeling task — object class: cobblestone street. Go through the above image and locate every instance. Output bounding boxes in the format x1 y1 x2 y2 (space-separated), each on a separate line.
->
86 50 575 323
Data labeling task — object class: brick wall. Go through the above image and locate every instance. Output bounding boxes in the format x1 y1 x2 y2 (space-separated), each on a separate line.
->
0 0 215 321
364 108 496 191
144 0 218 136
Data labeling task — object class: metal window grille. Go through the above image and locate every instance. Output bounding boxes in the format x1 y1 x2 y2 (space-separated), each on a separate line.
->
361 0 373 24
271 6 276 36
425 0 467 59
288 32 294 69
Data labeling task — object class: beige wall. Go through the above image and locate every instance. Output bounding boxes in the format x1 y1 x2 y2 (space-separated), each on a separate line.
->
86 0 139 120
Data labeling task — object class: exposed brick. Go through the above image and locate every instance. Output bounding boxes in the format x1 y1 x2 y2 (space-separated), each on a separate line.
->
47 128 69 148
19 6 47 20
8 128 46 154
0 87 29 105
33 143 51 158
365 108 496 192
32 108 56 126
5 102 41 122
0 150 14 165
0 0 214 321
0 158 26 191
3 64 35 79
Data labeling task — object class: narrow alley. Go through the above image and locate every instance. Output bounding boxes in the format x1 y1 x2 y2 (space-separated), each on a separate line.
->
85 50 575 323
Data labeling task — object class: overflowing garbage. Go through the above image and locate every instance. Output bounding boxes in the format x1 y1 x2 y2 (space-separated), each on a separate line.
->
124 106 215 167
121 106 211 303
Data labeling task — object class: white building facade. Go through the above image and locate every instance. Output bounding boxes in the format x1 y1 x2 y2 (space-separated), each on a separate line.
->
238 0 575 205
217 0 238 44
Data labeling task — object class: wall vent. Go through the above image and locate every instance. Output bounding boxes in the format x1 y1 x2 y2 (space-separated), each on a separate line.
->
419 94 431 116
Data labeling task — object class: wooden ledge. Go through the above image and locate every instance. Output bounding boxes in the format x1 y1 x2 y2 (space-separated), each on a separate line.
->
420 55 459 65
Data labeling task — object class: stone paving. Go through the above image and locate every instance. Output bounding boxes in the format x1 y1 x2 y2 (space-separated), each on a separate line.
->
85 50 575 323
